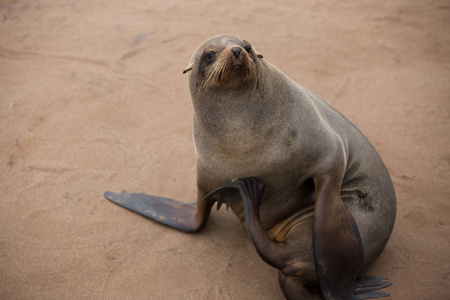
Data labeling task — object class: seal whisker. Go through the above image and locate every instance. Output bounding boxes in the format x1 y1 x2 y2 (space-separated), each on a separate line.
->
202 55 229 89
201 49 258 91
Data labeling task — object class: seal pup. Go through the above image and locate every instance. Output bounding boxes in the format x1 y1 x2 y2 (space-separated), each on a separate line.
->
105 34 396 300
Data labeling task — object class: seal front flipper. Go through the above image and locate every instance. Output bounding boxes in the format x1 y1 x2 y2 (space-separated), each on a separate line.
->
312 173 391 299
104 190 213 233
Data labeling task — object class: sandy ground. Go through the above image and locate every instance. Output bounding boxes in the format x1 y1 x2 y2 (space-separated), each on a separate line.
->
1 0 449 299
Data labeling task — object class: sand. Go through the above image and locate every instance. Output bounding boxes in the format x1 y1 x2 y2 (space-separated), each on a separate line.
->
1 0 449 299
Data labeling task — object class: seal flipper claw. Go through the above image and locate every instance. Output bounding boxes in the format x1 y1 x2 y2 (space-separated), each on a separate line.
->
215 189 235 211
223 193 230 210
225 189 236 211
216 190 225 211
104 190 210 233
216 199 223 211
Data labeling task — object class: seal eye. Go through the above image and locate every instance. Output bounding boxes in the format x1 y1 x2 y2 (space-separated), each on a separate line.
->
204 51 216 61
244 45 252 53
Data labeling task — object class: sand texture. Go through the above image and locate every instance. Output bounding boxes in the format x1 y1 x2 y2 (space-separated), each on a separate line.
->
1 0 449 299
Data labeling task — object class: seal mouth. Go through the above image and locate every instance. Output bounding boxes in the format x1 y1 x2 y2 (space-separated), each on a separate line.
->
202 47 257 89
230 61 244 68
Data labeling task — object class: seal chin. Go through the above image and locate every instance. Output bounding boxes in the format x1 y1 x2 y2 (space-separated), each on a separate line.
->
202 46 257 89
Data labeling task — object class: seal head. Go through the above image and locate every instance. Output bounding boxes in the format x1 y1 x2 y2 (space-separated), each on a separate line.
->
183 35 263 91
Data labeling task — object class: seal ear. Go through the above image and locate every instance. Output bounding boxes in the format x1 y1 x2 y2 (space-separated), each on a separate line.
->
183 64 193 74
253 47 263 59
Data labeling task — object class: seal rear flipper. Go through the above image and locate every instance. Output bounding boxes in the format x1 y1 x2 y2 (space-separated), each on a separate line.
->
354 276 391 291
203 178 290 270
353 277 392 299
104 191 211 233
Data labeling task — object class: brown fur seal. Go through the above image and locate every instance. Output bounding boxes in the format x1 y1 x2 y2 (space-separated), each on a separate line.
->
105 34 396 300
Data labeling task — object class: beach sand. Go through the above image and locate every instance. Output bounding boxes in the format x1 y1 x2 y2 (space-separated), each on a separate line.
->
1 0 449 299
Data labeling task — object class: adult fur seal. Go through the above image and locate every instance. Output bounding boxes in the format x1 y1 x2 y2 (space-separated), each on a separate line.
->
105 34 396 300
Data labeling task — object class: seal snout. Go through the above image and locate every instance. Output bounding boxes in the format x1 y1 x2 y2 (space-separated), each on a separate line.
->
200 44 257 89
231 46 242 58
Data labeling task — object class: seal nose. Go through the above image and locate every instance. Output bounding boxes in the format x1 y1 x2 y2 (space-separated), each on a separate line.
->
231 47 242 59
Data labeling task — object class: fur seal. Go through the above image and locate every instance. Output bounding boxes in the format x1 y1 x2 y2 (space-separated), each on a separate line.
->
105 34 396 300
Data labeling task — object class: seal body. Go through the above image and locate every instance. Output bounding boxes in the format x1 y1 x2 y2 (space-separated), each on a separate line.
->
187 35 395 283
105 34 396 299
